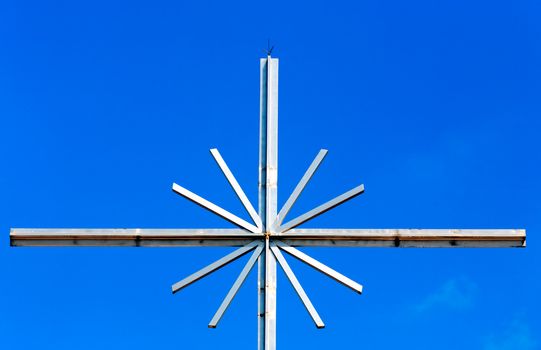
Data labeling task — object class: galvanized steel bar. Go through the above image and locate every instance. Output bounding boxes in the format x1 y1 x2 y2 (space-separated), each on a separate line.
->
257 56 268 350
273 149 328 230
270 243 325 328
257 248 266 350
10 228 258 247
171 240 260 294
264 236 277 349
210 148 263 230
279 184 365 233
281 229 526 247
265 58 279 231
275 241 362 294
257 55 279 350
209 243 264 328
172 183 260 233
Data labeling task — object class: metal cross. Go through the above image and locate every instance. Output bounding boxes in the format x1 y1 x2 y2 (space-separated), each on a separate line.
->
10 55 526 350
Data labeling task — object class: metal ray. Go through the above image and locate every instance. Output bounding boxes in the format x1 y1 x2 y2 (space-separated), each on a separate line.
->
275 241 362 294
278 184 365 233
273 149 328 230
172 240 260 294
270 243 325 329
172 183 260 233
209 243 264 328
210 148 263 230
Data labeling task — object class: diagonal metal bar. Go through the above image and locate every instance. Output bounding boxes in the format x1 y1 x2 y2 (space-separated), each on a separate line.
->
275 241 362 294
210 148 263 230
273 149 328 230
172 240 260 294
278 184 365 233
209 243 264 328
172 183 260 233
270 243 325 329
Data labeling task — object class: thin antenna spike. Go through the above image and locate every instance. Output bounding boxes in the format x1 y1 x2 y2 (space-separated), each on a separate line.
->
172 183 260 233
278 184 365 233
273 149 328 230
210 148 263 230
171 240 260 294
270 243 325 328
275 241 362 294
209 243 264 328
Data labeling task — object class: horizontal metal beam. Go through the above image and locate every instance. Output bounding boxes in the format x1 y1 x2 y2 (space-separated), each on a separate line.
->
172 183 260 233
172 241 261 294
275 241 362 294
280 229 526 247
210 148 263 230
10 228 261 247
278 184 364 233
270 243 325 329
11 228 524 247
209 243 264 328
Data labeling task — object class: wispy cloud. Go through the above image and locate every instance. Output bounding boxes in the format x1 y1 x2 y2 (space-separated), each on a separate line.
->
482 318 537 350
413 278 476 313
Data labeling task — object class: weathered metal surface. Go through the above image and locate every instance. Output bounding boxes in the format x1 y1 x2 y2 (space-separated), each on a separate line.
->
265 58 279 231
210 148 263 230
258 56 279 350
257 55 269 350
12 228 525 248
281 229 526 247
10 228 257 247
264 237 277 350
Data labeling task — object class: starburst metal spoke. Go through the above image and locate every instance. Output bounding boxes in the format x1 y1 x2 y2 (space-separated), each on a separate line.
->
270 243 325 329
278 184 365 233
210 148 263 230
172 183 260 233
275 241 362 294
172 240 261 294
209 243 264 328
273 149 328 230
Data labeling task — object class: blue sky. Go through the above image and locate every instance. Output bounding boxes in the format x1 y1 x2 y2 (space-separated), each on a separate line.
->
1 0 539 349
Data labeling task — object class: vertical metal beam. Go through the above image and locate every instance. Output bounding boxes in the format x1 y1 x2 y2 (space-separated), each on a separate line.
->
258 55 279 350
257 56 267 350
264 236 277 350
266 57 279 231
257 246 266 350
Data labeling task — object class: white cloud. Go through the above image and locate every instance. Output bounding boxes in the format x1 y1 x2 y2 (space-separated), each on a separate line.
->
483 318 537 350
414 278 476 313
